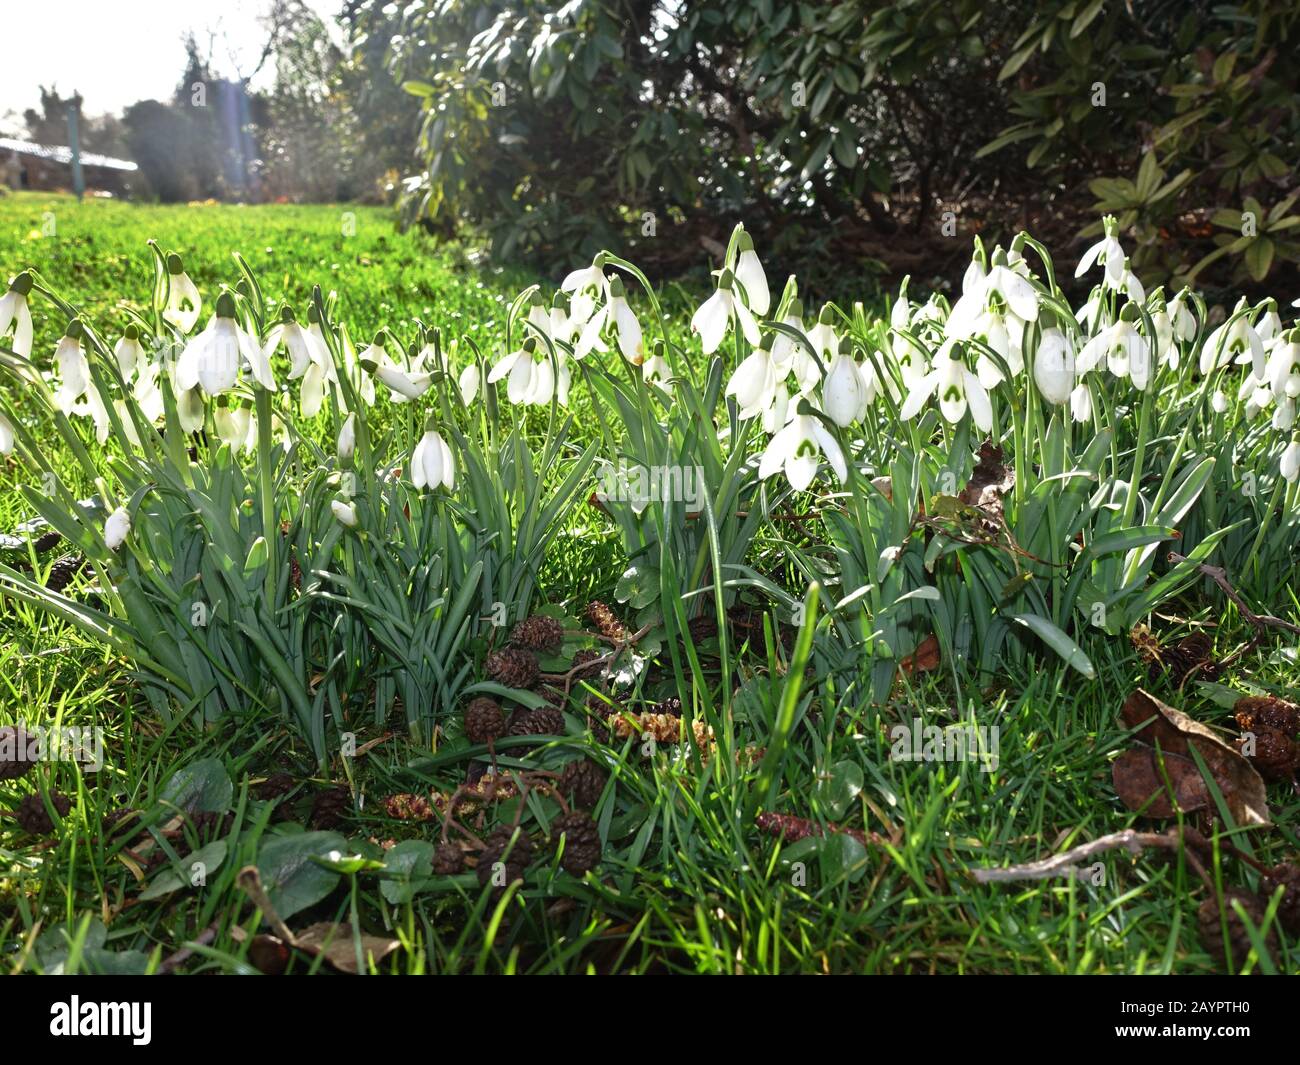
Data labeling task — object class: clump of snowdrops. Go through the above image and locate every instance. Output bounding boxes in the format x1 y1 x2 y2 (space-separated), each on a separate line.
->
0 219 1296 753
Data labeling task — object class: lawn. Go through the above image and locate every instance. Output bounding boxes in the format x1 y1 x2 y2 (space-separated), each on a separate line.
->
1 191 1297 975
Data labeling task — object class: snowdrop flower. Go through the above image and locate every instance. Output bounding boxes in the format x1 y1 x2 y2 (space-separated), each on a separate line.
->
411 423 455 491
758 409 847 492
768 299 806 371
1149 304 1177 370
1282 438 1300 483
176 292 273 396
1269 333 1300 401
899 340 992 432
1033 327 1075 405
823 340 869 428
1077 313 1148 385
1211 390 1229 414
762 386 790 435
458 363 481 405
1200 299 1265 378
691 269 761 355
890 331 929 390
0 271 34 359
1074 216 1125 285
1167 291 1196 342
575 276 642 363
561 252 610 303
489 337 546 405
53 320 90 415
113 325 145 379
1257 301 1282 344
642 349 672 392
104 506 131 551
948 248 1039 340
330 499 359 528
731 230 770 316
176 386 205 433
1070 382 1092 423
524 290 552 342
805 305 839 360
1105 259 1144 302
548 292 577 346
605 278 644 364
337 328 375 407
214 399 254 452
265 307 330 414
727 341 780 419
337 412 356 465
162 254 202 333
0 413 13 455
374 361 434 400
890 293 912 332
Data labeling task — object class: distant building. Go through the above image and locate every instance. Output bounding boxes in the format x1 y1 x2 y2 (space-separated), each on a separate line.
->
0 138 138 197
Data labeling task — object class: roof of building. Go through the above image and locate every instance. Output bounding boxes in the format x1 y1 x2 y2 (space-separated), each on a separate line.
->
0 138 138 172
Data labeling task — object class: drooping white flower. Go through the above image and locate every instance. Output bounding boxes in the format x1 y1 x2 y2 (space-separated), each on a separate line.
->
1077 316 1148 384
265 307 330 415
758 410 847 492
768 301 806 372
458 363 481 405
1200 299 1266 378
1282 439 1300 483
948 248 1040 340
337 412 356 465
726 344 779 419
1211 390 1229 414
691 269 761 355
113 326 144 379
731 230 770 316
214 400 254 452
1074 217 1125 285
898 341 992 432
606 278 644 364
162 254 202 333
53 321 90 415
331 499 359 527
489 337 545 405
805 305 839 360
641 349 671 392
411 425 455 491
1070 382 1092 423
1269 334 1300 401
0 413 14 455
1257 301 1282 343
1033 327 1075 405
1167 291 1196 342
560 253 610 302
104 506 131 551
175 292 272 396
0 271 34 359
822 341 868 428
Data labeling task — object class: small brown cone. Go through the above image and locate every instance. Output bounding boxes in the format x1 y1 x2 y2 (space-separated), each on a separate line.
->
510 615 564 653
553 811 602 874
558 759 606 809
484 647 540 689
15 791 72 834
1198 888 1277 970
464 697 506 744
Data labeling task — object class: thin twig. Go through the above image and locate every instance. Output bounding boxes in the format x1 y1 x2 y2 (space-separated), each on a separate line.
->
1169 552 1300 638
972 827 1212 888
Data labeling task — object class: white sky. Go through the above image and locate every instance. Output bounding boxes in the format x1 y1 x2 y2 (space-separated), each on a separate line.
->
0 0 345 132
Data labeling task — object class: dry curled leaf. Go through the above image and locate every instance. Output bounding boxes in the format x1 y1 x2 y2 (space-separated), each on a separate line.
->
960 440 1014 520
900 633 941 675
1113 689 1269 827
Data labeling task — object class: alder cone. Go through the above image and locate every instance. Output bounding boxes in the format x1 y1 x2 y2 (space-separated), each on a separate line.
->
309 786 351 829
485 647 540 689
510 615 564 653
16 791 72 834
571 648 605 679
1241 726 1300 781
45 555 84 593
1198 889 1277 970
477 826 533 893
433 841 464 876
0 725 36 781
586 600 629 643
558 759 606 809
507 706 565 736
553 811 602 874
1234 695 1300 737
1262 863 1300 935
464 697 506 744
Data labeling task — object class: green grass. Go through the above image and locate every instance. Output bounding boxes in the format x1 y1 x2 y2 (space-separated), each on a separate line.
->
2 191 1298 974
